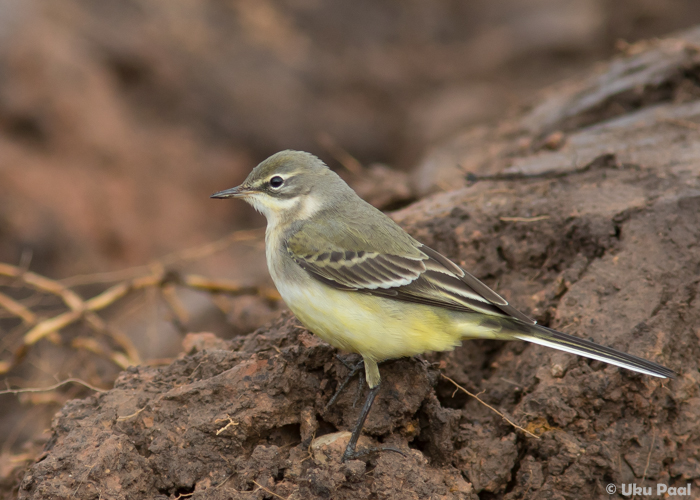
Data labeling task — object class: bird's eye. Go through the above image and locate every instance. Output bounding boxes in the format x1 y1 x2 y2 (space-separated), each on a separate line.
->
269 176 284 188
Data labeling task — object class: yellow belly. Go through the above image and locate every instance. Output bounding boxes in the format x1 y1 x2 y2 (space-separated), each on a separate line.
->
279 277 463 363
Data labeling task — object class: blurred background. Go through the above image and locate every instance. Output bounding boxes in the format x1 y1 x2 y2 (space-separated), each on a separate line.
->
2 0 700 471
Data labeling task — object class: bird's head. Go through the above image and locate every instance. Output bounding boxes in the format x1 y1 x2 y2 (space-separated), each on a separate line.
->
211 150 347 224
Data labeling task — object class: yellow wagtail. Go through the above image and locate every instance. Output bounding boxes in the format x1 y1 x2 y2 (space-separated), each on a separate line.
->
211 150 675 461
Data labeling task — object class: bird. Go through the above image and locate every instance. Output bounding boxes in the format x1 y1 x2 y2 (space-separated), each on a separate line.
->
211 150 675 461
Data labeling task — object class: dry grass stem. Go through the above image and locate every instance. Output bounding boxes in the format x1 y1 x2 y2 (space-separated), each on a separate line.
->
0 378 107 396
0 231 280 374
0 292 36 324
183 274 280 300
640 428 657 495
499 215 550 222
59 228 263 287
316 132 364 175
660 117 700 130
441 374 540 439
215 416 240 435
116 407 147 421
0 263 84 310
161 284 190 325
252 480 289 500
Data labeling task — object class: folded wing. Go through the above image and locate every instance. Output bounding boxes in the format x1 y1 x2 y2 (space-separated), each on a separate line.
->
286 228 533 323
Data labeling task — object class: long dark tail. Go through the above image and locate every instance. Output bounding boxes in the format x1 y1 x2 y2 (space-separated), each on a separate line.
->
512 324 676 379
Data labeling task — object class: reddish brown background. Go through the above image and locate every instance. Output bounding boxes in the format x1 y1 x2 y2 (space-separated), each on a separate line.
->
2 2 700 499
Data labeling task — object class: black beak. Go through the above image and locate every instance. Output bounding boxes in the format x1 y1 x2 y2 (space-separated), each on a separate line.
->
210 185 250 199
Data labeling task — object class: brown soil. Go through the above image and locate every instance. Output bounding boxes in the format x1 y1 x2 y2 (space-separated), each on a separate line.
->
13 27 700 500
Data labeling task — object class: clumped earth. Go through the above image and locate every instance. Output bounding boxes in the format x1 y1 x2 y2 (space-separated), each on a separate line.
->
14 29 700 500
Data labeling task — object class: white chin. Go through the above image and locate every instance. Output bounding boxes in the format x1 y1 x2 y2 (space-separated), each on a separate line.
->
245 196 270 217
244 193 320 225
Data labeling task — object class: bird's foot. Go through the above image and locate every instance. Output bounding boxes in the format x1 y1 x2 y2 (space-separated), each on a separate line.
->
412 354 441 370
326 356 365 409
339 383 405 463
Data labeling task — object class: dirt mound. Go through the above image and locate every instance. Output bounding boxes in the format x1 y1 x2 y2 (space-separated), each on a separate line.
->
14 27 700 500
18 318 477 499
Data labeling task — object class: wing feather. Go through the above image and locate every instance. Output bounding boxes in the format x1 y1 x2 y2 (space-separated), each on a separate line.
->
286 222 536 324
420 246 509 306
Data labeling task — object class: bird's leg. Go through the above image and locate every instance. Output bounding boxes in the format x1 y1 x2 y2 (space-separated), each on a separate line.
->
326 356 364 409
352 367 366 408
341 381 405 462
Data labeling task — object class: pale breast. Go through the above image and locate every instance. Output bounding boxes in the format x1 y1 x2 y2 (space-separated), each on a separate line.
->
265 238 462 361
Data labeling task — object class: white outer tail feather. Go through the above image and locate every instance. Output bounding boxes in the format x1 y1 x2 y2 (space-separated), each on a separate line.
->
514 334 672 378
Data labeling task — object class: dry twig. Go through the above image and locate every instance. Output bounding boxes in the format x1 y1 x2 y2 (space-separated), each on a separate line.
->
59 228 262 287
0 229 278 374
215 416 240 435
